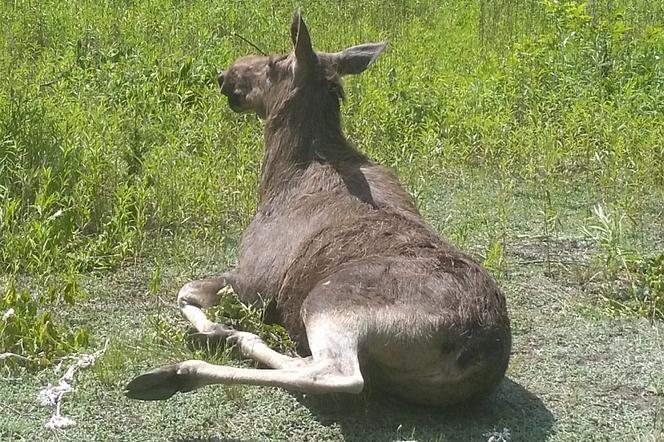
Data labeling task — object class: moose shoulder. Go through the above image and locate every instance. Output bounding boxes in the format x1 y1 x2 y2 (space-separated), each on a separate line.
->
125 12 511 407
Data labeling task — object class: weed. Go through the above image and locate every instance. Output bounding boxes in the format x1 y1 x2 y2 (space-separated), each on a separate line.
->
583 204 664 320
582 204 637 279
149 258 163 297
147 314 188 348
0 276 89 367
623 252 664 321
211 286 294 354
93 343 132 387
484 239 507 278
223 384 248 406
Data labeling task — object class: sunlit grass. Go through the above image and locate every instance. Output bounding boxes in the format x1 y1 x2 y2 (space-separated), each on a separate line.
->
0 0 662 364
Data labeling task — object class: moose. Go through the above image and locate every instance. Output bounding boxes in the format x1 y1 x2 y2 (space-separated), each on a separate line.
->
125 12 511 407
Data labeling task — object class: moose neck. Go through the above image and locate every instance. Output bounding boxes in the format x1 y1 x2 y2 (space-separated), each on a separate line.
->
260 85 355 203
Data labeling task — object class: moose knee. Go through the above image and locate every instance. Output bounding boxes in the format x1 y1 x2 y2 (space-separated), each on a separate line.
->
177 283 196 307
314 372 365 395
177 279 227 309
339 374 365 394
306 364 365 395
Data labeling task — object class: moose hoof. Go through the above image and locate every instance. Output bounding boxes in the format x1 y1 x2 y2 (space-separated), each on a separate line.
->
124 364 200 401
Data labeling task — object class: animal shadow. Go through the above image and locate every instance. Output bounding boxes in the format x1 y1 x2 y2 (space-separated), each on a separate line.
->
302 377 554 442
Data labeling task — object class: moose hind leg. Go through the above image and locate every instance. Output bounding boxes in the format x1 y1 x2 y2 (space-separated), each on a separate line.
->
178 276 233 338
125 316 364 400
125 357 363 400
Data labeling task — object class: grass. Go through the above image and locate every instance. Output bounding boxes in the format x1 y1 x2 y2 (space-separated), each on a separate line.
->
2 181 663 441
1 0 663 440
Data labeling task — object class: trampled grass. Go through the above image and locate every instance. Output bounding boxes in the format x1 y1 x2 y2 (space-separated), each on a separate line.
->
1 0 663 440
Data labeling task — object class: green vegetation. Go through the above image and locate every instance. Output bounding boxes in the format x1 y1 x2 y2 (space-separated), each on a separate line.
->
0 0 662 440
209 286 294 353
1 274 89 367
582 204 664 320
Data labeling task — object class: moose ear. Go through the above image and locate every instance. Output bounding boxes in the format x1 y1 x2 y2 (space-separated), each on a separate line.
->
329 42 387 76
290 11 316 75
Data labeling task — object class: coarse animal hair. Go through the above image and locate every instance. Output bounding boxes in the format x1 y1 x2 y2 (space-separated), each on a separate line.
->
125 11 511 408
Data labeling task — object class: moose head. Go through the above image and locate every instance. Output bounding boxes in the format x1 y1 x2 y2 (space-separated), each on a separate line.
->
217 12 387 119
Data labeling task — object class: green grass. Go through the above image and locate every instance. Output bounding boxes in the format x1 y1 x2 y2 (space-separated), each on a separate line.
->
2 182 663 441
1 0 663 440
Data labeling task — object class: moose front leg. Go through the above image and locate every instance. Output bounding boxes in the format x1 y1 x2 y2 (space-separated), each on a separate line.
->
177 276 234 339
226 331 313 369
177 275 307 369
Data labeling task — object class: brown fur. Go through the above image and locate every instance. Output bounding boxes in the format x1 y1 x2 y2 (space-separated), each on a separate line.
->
218 16 511 405
125 13 510 407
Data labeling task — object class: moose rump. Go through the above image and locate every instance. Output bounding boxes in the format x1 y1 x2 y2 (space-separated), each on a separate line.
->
124 12 511 408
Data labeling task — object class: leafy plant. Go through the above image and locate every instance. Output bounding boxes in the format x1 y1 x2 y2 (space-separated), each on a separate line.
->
622 252 664 321
484 239 506 278
0 276 89 367
583 204 663 320
582 204 637 279
211 286 294 354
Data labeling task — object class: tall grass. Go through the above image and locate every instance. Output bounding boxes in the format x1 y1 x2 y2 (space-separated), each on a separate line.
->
1 0 662 362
